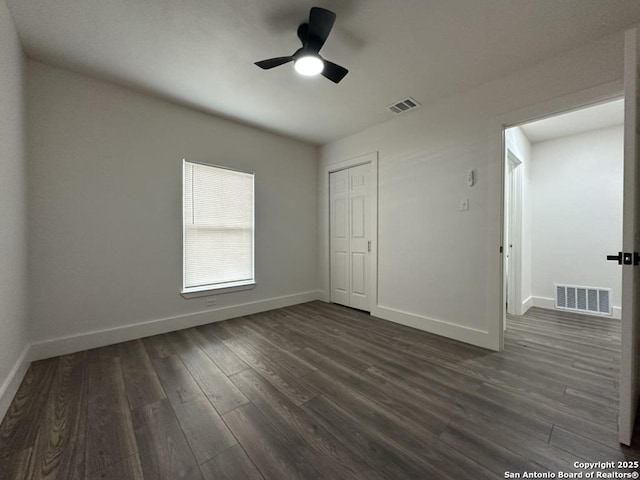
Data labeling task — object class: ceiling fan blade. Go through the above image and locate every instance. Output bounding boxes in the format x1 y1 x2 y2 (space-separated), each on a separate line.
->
321 60 348 83
254 57 294 69
307 7 336 52
297 23 308 46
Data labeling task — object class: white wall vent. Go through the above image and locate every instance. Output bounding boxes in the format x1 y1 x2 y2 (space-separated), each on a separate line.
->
555 284 612 316
387 97 421 115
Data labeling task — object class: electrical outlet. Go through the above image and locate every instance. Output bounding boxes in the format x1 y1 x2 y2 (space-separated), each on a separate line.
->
205 297 216 307
459 198 469 211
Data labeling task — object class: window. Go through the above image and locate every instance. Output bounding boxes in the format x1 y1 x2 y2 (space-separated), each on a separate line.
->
182 160 255 294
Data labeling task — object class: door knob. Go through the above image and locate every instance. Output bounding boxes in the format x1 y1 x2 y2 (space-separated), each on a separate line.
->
607 252 640 265
607 252 623 264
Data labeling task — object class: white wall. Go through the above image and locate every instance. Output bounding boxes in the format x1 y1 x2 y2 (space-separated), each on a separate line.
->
505 126 533 312
319 32 625 350
530 125 623 314
27 61 318 356
0 0 29 419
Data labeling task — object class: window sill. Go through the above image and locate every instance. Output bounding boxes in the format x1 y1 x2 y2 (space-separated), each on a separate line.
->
181 282 256 299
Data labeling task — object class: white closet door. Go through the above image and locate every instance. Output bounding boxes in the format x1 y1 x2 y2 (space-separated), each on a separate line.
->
348 164 370 310
330 169 350 306
329 163 371 311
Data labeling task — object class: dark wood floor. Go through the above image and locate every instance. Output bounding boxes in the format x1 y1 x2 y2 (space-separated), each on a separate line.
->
0 301 636 479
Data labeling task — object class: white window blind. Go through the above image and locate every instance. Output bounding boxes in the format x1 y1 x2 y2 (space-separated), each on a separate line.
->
183 161 254 292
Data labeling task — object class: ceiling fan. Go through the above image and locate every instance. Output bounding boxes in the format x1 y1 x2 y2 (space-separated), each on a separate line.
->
255 7 348 84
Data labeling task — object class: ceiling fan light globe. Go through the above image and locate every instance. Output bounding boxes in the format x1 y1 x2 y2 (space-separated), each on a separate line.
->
294 56 324 76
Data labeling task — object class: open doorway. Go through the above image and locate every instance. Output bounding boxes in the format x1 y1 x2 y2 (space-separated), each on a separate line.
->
496 28 640 447
504 99 624 323
501 98 625 442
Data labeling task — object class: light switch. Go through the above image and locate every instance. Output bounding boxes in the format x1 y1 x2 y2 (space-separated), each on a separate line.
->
467 169 475 187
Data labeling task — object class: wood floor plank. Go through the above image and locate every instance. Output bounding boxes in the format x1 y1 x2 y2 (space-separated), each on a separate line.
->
21 353 88 480
192 325 249 376
447 403 584 472
85 454 144 480
475 372 618 427
199 445 264 480
507 328 619 362
295 302 488 361
229 368 385 480
205 327 318 406
0 447 33 480
222 403 324 480
141 334 176 360
573 358 620 377
289 310 505 398
85 345 119 364
0 359 58 459
362 359 554 442
131 399 202 480
276 319 373 372
508 333 619 366
171 397 237 465
470 347 615 394
476 382 620 447
166 330 249 414
507 314 620 339
297 347 451 433
236 315 305 352
301 369 492 480
362 366 455 420
118 340 166 410
496 343 619 388
550 425 640 462
356 345 484 398
150 348 238 465
439 420 543 475
301 394 451 480
565 384 618 407
152 355 203 405
508 310 620 333
213 321 316 378
85 358 138 474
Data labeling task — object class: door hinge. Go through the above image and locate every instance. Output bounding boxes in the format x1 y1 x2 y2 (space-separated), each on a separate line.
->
368 241 372 252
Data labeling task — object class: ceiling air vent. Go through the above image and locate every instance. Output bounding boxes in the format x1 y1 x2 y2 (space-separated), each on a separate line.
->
387 97 421 115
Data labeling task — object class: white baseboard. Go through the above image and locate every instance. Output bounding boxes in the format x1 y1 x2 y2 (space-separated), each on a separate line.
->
372 305 493 350
0 345 31 424
522 296 533 313
29 290 321 361
531 296 621 320
531 296 556 310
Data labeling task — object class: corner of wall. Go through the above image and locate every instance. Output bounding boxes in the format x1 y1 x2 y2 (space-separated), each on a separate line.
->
0 345 31 422
0 0 31 423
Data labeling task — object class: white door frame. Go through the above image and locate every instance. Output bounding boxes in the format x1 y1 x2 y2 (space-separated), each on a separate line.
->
325 152 379 312
505 150 523 316
489 80 623 351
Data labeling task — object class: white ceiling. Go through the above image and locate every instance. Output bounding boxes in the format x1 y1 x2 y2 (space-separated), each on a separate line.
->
7 1 640 145
519 99 625 143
